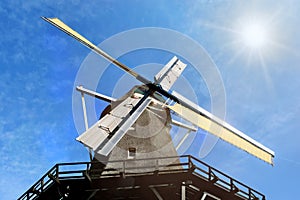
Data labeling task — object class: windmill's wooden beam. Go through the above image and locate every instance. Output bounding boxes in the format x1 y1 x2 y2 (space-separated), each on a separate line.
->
171 119 197 132
76 85 117 103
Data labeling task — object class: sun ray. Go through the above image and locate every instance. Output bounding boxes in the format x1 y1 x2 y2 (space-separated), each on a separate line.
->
258 50 274 92
196 20 238 34
226 41 248 66
268 39 300 58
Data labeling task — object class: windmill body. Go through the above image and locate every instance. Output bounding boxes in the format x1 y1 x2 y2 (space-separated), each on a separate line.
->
94 85 181 173
84 56 188 172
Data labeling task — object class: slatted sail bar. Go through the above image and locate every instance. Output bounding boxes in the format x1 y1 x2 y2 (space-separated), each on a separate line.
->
154 56 187 91
42 17 151 85
168 91 274 165
97 97 152 156
42 17 99 50
76 96 141 152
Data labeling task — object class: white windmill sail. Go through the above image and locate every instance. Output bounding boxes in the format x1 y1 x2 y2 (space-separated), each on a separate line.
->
76 95 152 156
97 97 152 156
41 17 150 85
154 56 187 91
168 91 275 165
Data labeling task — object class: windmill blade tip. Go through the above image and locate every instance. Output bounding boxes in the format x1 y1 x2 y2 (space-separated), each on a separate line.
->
41 16 49 20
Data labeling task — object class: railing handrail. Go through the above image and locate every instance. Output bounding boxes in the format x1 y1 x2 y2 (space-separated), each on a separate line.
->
189 155 265 198
18 155 265 200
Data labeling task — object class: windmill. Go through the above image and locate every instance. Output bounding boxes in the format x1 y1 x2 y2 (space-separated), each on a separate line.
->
42 17 274 169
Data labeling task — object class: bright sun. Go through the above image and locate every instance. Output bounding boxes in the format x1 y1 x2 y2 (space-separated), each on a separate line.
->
241 22 267 49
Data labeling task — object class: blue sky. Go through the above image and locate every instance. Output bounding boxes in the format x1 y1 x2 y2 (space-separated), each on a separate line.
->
1 1 300 199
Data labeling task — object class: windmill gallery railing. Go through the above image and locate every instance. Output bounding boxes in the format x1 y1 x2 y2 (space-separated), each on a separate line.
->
18 155 265 200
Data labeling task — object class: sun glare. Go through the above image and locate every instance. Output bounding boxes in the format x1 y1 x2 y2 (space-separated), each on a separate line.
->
241 22 267 49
